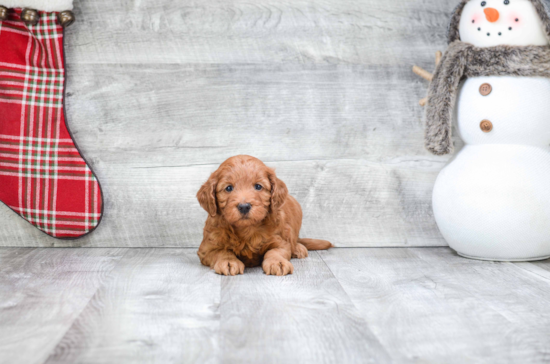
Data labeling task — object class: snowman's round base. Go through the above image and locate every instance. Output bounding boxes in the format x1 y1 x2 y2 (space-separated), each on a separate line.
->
456 252 550 262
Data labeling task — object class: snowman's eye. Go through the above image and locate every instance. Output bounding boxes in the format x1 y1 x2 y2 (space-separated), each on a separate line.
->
481 1 487 6
504 0 510 4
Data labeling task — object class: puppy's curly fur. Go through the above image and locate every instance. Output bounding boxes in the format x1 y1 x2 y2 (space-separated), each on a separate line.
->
197 155 332 276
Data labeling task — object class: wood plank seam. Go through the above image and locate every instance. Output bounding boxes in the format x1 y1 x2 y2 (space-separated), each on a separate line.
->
510 262 550 284
42 248 132 363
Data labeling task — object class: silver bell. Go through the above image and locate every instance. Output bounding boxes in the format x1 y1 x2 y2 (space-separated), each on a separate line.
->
0 6 8 21
57 10 75 28
21 8 39 26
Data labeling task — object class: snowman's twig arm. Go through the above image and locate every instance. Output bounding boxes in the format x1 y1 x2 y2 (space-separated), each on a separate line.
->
413 51 443 106
435 51 442 66
412 66 433 81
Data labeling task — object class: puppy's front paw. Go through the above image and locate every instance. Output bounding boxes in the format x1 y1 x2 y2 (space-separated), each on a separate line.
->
262 258 294 276
214 259 245 276
292 243 308 259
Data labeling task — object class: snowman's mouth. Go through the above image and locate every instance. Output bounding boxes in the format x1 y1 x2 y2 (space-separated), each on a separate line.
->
473 17 520 38
476 26 513 37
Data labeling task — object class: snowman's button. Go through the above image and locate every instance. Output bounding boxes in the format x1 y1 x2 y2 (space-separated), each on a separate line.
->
479 83 492 96
480 120 493 133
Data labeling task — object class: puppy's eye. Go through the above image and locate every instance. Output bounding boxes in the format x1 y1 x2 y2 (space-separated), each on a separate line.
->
504 0 510 4
225 186 233 192
481 1 486 6
255 184 263 191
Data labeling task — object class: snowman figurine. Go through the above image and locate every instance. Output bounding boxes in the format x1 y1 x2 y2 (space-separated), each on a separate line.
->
415 0 550 261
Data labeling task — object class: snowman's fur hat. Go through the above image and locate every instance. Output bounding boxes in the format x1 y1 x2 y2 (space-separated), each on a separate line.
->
424 0 550 155
448 0 550 43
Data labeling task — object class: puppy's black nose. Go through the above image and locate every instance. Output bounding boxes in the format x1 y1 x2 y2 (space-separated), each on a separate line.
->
237 203 251 215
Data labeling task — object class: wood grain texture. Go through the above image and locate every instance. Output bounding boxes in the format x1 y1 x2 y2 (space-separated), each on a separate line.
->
0 248 126 364
0 0 458 247
67 0 452 66
320 248 550 364
219 251 390 364
0 248 391 364
1 247 549 363
44 249 221 364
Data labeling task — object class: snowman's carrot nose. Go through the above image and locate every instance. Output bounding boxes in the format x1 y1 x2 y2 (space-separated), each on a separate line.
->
484 8 500 22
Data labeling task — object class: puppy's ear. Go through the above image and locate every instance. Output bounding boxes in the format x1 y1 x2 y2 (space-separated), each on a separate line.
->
197 172 218 217
268 168 288 211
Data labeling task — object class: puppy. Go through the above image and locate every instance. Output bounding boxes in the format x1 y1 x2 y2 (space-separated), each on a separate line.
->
197 155 332 276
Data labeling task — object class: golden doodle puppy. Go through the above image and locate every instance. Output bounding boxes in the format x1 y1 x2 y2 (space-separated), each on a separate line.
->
197 155 332 276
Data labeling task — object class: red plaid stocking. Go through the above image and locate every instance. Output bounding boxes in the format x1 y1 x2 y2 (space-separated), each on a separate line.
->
0 2 103 239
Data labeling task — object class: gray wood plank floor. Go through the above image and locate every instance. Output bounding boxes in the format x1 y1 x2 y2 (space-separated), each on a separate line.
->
1 247 549 364
0 0 457 248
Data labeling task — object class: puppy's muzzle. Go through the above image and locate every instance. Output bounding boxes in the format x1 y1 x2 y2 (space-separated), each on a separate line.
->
237 203 252 215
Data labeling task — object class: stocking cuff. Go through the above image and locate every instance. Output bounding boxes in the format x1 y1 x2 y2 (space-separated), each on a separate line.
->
2 0 73 12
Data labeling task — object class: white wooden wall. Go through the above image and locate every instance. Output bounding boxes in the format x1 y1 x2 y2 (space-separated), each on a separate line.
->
0 0 457 247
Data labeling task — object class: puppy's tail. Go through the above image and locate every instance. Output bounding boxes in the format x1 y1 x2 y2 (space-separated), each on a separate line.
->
298 238 333 251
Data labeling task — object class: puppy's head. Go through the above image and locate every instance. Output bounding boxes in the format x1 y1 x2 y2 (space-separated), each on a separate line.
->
197 155 288 228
